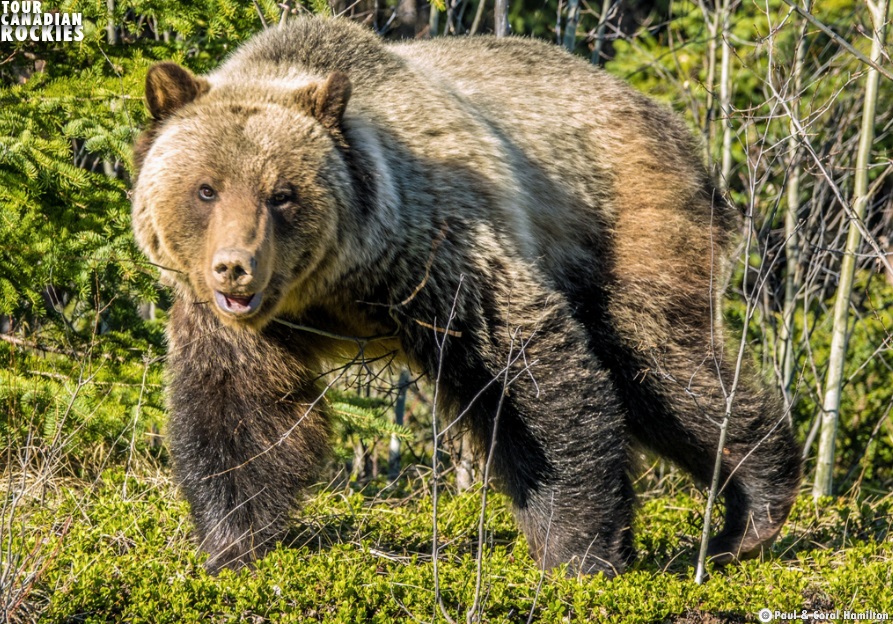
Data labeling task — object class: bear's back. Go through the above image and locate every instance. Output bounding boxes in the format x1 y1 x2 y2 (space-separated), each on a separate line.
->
215 19 713 224
211 18 729 308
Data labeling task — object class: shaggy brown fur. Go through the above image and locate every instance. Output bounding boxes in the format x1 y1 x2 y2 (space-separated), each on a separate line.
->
131 17 801 575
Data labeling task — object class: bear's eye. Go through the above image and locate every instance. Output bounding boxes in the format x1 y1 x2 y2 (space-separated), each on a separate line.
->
197 184 217 202
268 191 294 208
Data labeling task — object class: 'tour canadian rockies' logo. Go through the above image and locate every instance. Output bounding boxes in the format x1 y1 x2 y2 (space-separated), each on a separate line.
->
1 1 84 42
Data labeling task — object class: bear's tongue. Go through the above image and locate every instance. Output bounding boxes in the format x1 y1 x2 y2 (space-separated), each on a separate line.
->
223 293 253 311
213 290 263 316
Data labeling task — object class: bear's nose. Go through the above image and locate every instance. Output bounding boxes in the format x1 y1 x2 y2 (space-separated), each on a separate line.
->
212 248 256 287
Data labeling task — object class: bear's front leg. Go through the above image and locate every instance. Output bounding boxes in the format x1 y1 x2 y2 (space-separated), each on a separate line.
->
420 283 635 576
165 300 330 573
494 314 635 577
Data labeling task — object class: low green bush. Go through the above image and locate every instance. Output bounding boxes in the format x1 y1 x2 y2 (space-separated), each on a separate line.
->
6 471 890 623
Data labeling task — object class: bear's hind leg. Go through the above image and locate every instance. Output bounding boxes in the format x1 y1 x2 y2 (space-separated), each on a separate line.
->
702 384 801 562
619 349 801 563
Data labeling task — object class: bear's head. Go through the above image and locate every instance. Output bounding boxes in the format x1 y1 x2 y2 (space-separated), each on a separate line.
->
131 62 354 330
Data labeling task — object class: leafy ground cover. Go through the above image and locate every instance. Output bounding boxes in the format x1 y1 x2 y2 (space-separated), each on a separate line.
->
5 469 892 623
3 338 892 623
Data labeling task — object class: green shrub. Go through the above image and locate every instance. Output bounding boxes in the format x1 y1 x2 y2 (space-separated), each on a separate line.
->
7 472 888 623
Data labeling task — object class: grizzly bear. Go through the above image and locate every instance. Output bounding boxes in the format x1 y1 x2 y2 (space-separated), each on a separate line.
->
131 17 801 575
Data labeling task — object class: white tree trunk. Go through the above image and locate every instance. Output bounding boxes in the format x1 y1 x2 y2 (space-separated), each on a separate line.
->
494 0 508 36
813 0 889 499
778 6 809 411
562 0 580 52
718 0 733 190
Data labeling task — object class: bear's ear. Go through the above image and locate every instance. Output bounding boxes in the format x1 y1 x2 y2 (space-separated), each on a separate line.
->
145 62 209 121
294 72 352 131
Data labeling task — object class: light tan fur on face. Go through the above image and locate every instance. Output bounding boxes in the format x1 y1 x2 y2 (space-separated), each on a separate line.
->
203 188 275 292
132 75 349 329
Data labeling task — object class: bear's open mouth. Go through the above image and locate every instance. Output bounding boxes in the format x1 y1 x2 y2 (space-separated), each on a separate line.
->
214 291 263 316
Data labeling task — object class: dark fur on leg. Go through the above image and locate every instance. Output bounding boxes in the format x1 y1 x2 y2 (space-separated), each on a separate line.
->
166 300 330 572
401 259 635 576
567 227 801 567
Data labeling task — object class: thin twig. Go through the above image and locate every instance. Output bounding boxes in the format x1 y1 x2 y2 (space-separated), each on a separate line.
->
431 277 464 624
468 327 519 623
777 0 893 81
0 334 86 359
252 0 270 29
273 317 396 347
